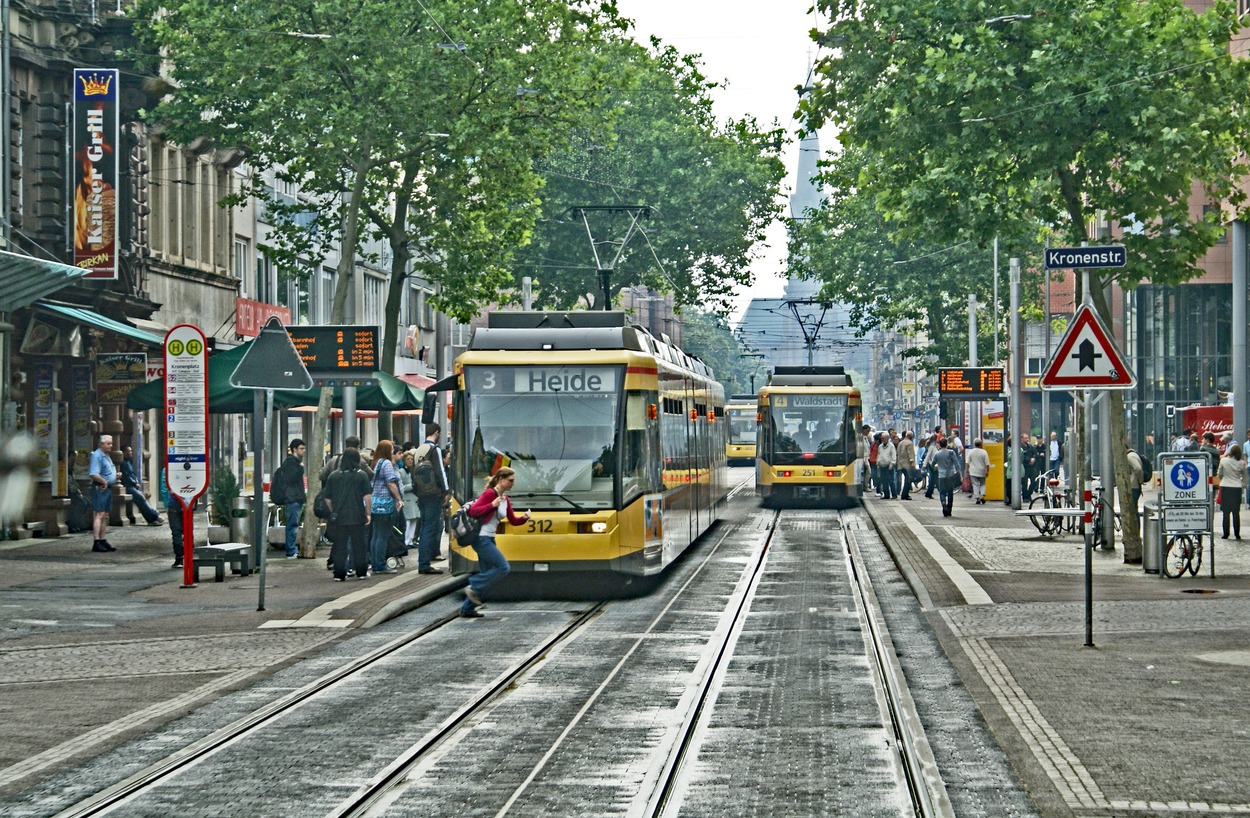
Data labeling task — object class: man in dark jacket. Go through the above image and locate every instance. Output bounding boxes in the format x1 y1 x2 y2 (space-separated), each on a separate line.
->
415 423 449 574
120 445 163 526
275 439 306 558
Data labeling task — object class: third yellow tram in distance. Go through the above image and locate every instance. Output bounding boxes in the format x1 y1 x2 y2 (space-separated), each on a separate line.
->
755 366 863 508
725 395 758 465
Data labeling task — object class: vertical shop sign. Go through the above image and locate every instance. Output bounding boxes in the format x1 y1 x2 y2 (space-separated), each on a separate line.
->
32 364 56 483
70 364 93 481
72 68 119 279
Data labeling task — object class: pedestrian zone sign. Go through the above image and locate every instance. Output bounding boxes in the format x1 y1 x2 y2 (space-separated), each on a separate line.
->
1039 304 1136 390
1160 454 1210 504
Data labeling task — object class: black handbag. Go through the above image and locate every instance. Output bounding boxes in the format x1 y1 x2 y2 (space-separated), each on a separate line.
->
449 506 483 544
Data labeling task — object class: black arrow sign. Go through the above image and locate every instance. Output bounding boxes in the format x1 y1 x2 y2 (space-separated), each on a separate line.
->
1073 339 1102 372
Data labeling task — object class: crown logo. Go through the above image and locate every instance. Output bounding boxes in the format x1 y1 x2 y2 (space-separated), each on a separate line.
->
78 73 112 96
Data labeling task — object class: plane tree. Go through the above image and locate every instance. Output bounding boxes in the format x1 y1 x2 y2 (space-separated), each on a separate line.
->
133 0 626 552
803 0 1250 559
523 38 786 313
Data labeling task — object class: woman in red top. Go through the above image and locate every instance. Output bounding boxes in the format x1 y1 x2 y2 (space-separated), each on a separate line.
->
460 467 530 618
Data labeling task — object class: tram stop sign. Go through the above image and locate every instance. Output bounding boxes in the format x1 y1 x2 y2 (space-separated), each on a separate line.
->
229 315 314 390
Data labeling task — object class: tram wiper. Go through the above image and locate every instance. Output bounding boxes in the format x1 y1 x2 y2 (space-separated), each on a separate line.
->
518 492 589 514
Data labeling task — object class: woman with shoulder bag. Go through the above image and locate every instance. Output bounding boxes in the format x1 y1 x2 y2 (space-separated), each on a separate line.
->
1217 444 1247 540
459 467 530 618
399 449 422 550
368 440 404 575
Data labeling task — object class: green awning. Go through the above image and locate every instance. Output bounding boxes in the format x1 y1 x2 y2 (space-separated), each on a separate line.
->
0 250 89 313
37 302 164 346
126 339 426 414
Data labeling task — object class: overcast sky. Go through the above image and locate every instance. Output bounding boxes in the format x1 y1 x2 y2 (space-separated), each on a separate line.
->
614 0 832 321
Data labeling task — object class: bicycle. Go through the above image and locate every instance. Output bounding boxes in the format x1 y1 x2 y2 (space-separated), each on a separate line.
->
1088 479 1122 550
1027 470 1068 536
1163 532 1203 577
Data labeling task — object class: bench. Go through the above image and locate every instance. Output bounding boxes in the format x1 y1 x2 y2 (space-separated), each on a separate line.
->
193 543 254 582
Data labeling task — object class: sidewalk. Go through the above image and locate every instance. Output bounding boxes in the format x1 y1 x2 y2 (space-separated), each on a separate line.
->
0 516 462 644
863 486 1250 817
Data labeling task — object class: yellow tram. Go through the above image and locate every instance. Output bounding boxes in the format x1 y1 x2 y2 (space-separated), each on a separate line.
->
725 395 758 465
432 312 728 577
755 366 862 508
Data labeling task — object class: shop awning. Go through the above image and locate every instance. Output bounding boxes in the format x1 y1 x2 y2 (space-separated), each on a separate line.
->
0 250 89 313
126 339 426 414
37 302 164 346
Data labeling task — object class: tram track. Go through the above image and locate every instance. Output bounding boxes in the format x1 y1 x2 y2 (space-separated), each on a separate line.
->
51 600 604 818
841 508 954 818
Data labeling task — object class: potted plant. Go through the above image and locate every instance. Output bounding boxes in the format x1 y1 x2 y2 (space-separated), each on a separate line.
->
208 467 239 544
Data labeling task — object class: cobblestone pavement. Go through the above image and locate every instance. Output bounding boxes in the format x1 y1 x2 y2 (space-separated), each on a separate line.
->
0 516 459 796
864 485 1250 818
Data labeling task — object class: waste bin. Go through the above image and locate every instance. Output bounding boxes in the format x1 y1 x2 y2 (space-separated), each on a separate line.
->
229 496 252 544
1142 501 1160 574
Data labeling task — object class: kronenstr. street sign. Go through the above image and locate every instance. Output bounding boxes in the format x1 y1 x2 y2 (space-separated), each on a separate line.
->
1044 245 1127 270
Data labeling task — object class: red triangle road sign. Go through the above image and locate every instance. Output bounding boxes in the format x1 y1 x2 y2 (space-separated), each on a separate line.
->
1039 304 1136 390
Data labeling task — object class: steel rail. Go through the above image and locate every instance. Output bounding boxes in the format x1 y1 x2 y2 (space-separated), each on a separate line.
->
842 510 955 818
331 602 608 818
53 609 464 818
645 508 778 817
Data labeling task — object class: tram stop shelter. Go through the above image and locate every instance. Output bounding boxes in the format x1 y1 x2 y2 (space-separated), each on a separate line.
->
125 338 426 414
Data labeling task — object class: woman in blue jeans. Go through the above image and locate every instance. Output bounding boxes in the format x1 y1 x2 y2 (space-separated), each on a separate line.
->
459 467 530 618
369 440 404 574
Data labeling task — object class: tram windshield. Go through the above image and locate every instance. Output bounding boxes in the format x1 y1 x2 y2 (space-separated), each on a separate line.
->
464 365 622 508
767 394 850 456
727 407 757 446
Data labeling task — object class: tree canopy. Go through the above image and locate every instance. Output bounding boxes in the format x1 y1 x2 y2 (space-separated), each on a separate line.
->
522 38 786 313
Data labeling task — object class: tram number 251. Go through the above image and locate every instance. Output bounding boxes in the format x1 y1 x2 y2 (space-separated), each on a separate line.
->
800 468 819 477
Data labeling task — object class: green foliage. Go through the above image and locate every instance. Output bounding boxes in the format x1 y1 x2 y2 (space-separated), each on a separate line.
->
209 467 239 526
522 38 786 313
803 0 1250 292
789 147 1009 369
132 0 630 323
679 310 769 395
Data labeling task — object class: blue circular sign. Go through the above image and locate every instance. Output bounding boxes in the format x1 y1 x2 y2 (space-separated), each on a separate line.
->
1170 461 1200 490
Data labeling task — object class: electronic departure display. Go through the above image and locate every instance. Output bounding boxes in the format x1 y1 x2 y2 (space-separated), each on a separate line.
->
938 367 1004 398
286 325 378 376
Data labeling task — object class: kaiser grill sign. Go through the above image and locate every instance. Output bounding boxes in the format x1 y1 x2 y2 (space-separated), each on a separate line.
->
72 69 119 280
1044 245 1127 270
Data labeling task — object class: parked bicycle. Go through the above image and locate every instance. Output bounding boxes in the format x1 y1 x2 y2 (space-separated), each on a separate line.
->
1088 479 1122 550
1027 470 1069 536
1163 532 1203 577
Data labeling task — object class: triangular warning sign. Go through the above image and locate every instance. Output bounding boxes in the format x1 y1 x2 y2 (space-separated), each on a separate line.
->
229 316 315 390
1039 304 1136 390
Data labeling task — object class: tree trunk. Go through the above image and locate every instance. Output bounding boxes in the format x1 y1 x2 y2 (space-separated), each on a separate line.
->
300 144 374 557
1091 280 1142 562
374 163 418 447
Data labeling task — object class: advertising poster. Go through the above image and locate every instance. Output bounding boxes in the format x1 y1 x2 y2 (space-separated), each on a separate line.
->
70 364 93 481
981 400 1005 501
97 352 147 404
32 364 55 483
72 68 119 280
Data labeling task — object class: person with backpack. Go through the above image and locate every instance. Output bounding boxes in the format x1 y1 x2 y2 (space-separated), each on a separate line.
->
271 439 306 558
414 423 450 574
322 449 373 581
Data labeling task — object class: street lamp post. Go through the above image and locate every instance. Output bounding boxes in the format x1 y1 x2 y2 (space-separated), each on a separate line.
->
1010 257 1022 510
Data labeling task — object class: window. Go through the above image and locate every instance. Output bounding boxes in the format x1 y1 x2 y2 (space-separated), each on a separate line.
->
255 252 274 304
362 274 385 324
234 239 249 283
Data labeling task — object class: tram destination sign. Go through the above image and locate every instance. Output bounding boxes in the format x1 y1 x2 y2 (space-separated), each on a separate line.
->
938 367 1004 400
1044 245 1127 270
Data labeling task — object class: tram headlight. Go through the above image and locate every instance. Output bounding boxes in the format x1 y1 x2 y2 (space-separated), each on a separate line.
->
576 521 609 534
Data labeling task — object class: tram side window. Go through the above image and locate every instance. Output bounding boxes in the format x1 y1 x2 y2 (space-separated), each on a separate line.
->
622 391 661 501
